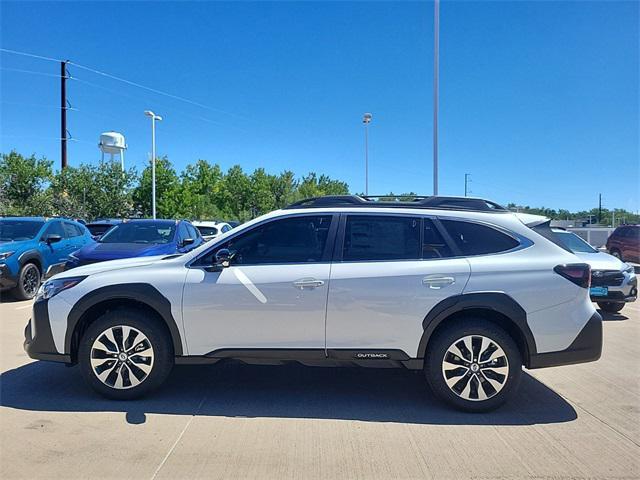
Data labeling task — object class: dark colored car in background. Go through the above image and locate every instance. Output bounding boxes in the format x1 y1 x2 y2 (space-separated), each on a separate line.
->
607 225 639 263
0 217 93 299
66 219 204 269
85 219 123 239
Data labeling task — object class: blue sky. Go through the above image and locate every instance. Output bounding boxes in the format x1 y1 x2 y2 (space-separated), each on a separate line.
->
1 1 638 212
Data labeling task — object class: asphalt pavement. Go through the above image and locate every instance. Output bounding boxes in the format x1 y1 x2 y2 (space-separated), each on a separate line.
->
1 296 638 479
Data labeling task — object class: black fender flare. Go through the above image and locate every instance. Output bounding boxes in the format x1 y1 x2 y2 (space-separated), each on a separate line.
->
17 249 44 272
65 283 184 356
416 292 537 363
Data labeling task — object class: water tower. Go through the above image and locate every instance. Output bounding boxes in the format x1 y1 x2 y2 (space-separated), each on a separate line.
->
98 132 127 171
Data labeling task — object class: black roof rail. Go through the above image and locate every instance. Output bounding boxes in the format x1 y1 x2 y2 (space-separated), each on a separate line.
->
284 195 508 213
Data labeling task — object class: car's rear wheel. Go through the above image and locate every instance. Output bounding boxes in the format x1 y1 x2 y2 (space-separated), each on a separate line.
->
597 301 625 313
425 319 522 412
12 262 41 300
78 309 173 399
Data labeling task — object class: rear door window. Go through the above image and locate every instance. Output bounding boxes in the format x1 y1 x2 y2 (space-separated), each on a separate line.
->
63 222 83 238
440 220 519 256
423 218 453 259
343 215 420 261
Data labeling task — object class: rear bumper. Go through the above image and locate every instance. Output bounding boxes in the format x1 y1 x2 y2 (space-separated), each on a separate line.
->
0 263 18 291
528 311 602 369
23 298 71 363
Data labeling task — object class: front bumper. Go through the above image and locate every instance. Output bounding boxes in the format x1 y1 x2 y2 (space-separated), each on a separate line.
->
590 275 637 303
528 311 602 369
0 263 18 291
23 298 71 363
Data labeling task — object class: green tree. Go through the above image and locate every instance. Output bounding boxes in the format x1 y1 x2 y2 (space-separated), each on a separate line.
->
0 151 53 215
49 161 137 219
178 159 224 219
133 156 181 218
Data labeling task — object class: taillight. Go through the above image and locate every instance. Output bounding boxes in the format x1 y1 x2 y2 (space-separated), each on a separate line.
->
554 264 591 288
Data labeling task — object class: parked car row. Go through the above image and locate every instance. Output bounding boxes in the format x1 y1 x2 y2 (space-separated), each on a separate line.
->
0 216 239 300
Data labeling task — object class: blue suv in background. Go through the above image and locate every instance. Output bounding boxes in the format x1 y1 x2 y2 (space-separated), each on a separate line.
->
0 217 93 299
65 219 204 269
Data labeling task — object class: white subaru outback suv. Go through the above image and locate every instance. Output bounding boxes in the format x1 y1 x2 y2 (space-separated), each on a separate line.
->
24 195 602 412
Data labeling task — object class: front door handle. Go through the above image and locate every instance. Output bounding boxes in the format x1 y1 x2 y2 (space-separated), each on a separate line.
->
293 278 325 289
422 275 455 289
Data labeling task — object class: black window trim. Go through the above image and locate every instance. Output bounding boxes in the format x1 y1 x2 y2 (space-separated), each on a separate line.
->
188 212 340 268
435 216 533 258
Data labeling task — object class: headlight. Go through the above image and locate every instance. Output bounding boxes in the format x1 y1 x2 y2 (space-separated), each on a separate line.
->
623 264 635 274
0 251 15 260
36 276 86 301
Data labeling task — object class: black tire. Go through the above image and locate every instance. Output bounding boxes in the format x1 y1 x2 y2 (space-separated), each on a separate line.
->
610 249 622 260
425 319 522 412
597 302 625 313
78 308 174 400
11 262 41 300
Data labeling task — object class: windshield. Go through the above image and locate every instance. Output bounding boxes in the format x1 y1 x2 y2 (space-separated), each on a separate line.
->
0 220 45 241
553 230 598 253
99 222 176 244
196 226 219 236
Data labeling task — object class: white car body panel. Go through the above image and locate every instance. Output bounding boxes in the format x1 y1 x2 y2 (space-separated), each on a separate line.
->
326 258 470 356
182 263 331 354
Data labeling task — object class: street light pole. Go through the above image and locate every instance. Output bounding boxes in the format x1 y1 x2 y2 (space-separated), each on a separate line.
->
433 0 440 195
144 110 162 219
363 113 372 196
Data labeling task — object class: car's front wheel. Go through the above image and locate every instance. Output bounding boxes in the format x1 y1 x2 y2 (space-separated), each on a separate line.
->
597 301 625 314
12 262 41 300
425 319 522 412
78 309 173 399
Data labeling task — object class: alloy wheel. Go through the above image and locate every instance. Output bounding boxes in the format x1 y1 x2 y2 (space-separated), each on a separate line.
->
441 335 509 401
90 325 155 389
22 265 40 297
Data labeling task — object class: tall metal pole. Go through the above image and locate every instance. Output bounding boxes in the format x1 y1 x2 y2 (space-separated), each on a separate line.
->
464 173 470 197
433 0 440 195
362 113 372 196
151 117 157 219
60 61 68 169
364 123 369 195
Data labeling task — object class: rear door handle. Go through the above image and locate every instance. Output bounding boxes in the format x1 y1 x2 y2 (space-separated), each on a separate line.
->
293 278 325 289
422 275 455 289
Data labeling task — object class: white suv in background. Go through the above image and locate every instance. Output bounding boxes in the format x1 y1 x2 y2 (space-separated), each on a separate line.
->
192 221 232 241
25 195 602 412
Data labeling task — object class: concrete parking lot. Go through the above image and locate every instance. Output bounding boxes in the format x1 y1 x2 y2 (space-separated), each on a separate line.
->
1 297 638 480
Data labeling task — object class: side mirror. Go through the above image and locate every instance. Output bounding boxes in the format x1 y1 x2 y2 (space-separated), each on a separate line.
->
181 238 195 248
214 248 235 268
45 234 62 244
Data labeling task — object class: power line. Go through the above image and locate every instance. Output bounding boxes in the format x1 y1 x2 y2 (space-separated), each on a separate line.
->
69 61 244 119
0 48 62 63
0 101 77 111
0 67 62 78
1 47 245 119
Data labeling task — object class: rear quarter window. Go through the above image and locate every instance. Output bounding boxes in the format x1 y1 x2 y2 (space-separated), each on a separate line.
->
440 220 520 256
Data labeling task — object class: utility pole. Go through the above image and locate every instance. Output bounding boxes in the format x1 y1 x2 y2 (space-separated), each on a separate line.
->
464 173 471 197
598 193 602 225
433 0 440 195
60 60 68 169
